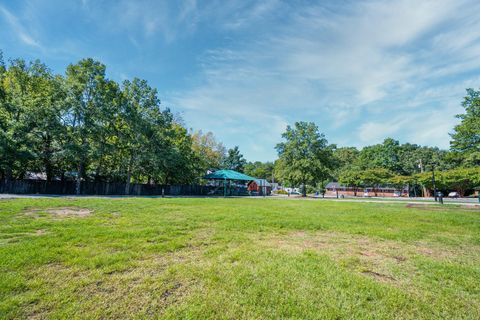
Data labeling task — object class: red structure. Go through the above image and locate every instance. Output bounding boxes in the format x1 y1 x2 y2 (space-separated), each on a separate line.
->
325 182 408 197
247 179 272 196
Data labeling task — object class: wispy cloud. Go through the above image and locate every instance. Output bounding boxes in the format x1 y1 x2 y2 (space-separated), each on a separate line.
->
0 5 41 48
2 0 479 161
170 0 480 159
78 0 200 43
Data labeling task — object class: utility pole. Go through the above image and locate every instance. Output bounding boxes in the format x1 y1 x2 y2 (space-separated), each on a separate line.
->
418 159 428 198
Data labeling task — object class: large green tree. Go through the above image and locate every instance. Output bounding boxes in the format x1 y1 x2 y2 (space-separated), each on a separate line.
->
118 78 161 192
191 130 226 175
223 146 246 172
275 122 334 197
0 53 209 191
65 58 111 194
27 63 67 182
1 58 32 181
450 88 480 166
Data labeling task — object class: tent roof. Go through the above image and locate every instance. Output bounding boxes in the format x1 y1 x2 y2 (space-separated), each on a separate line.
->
203 169 256 181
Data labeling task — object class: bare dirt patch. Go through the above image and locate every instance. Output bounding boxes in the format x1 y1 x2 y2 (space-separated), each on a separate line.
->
0 229 49 245
261 230 480 286
22 207 92 218
362 270 396 282
35 229 47 235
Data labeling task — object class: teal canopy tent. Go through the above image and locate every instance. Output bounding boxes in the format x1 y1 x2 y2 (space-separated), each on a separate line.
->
203 170 257 197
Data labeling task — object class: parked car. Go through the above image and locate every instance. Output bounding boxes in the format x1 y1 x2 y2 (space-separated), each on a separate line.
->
448 192 459 198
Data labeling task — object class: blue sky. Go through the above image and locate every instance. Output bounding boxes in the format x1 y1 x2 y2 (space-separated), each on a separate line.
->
1 0 480 161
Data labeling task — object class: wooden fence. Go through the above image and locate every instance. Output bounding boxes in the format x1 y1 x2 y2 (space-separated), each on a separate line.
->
0 179 223 196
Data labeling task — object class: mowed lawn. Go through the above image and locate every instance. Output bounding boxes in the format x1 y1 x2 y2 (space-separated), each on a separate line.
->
1 198 479 319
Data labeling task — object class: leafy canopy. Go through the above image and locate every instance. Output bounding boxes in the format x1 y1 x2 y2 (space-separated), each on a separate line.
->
275 121 334 196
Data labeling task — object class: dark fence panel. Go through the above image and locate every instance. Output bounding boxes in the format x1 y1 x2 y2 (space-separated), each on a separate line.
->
0 180 221 196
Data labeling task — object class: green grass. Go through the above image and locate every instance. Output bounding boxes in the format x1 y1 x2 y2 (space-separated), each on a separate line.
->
0 197 479 319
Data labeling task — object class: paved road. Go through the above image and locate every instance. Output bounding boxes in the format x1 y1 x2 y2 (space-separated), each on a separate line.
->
269 194 480 206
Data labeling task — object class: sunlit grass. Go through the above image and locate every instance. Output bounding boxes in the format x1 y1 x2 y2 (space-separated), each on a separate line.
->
1 198 479 319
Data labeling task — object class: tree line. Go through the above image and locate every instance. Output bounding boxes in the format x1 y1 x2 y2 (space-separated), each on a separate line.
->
0 52 244 194
270 88 480 196
1 52 479 197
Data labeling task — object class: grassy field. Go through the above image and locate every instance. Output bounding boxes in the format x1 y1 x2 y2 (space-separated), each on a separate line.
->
1 198 479 319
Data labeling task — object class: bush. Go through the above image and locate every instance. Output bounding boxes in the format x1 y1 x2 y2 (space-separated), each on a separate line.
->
306 185 317 194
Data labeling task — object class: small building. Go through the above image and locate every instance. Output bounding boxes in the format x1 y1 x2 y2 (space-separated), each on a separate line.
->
325 182 408 197
203 169 257 197
247 179 272 196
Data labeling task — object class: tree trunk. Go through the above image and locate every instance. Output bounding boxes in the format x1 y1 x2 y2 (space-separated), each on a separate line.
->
94 165 101 183
45 160 53 183
5 166 12 183
75 162 83 195
43 134 53 183
419 164 427 197
424 189 432 197
125 156 133 195
302 182 307 197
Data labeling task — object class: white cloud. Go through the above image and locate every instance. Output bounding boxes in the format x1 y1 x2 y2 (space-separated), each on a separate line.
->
2 0 479 161
357 103 462 149
171 0 480 160
0 5 41 48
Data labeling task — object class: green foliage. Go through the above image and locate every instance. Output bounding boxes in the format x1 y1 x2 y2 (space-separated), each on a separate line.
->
276 122 334 196
0 59 67 181
464 151 480 167
191 130 226 175
338 168 364 189
1 50 478 193
361 168 394 186
388 175 414 189
440 168 479 196
414 167 480 196
0 54 200 188
244 161 274 180
332 147 359 178
451 88 480 161
357 138 402 173
351 138 452 177
339 168 394 187
222 146 246 172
